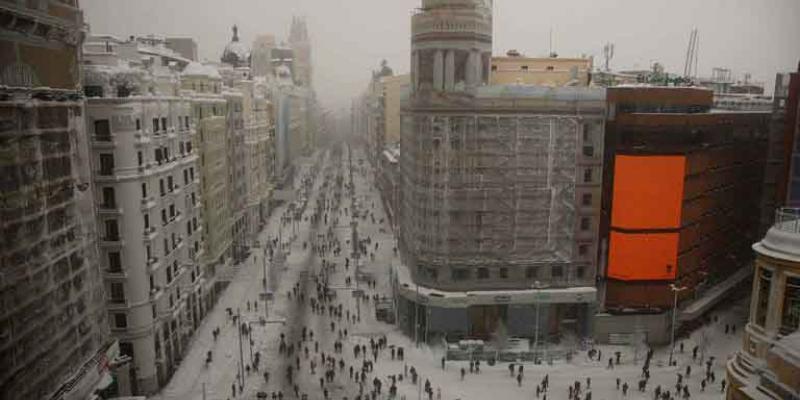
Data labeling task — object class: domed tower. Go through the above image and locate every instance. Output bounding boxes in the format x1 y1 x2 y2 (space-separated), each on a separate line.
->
221 25 251 68
410 0 493 96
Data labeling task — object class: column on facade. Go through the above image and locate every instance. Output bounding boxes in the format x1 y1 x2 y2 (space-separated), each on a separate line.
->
466 50 478 88
433 49 444 92
412 50 420 93
444 50 455 91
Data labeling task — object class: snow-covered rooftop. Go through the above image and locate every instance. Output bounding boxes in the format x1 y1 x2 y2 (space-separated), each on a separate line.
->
182 62 221 79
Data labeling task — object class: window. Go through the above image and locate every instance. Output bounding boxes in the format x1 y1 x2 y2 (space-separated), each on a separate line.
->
521 65 528 71
491 65 497 72
579 245 589 256
582 124 591 142
99 154 114 175
755 268 772 327
780 276 800 335
161 209 167 225
580 217 591 231
583 146 595 157
183 170 189 185
141 182 147 199
187 142 193 154
169 204 175 218
146 245 152 260
582 193 592 206
451 268 470 281
477 268 489 279
546 65 554 71
168 176 174 191
576 266 586 279
105 220 119 241
583 168 593 183
114 313 128 328
187 221 192 236
189 167 195 181
108 252 122 272
153 118 160 133
163 239 169 256
137 151 143 166
192 217 197 231
155 148 163 164
179 142 185 155
144 214 150 230
159 179 165 196
110 282 125 302
166 267 173 283
85 85 103 97
499 268 509 279
525 267 538 279
552 265 564 278
135 118 141 131
191 192 196 206
95 120 111 141
161 117 167 131
102 187 116 208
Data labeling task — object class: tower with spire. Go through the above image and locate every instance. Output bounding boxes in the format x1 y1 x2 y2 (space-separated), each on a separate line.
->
288 16 312 87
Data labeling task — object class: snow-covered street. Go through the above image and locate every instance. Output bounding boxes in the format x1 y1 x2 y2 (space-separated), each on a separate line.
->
151 145 746 400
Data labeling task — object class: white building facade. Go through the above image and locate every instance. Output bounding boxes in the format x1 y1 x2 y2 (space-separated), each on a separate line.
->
83 35 205 395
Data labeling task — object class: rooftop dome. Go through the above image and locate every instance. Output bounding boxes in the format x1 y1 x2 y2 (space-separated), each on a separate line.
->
221 25 250 68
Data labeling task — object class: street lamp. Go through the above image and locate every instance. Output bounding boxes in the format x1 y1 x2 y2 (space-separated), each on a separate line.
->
668 282 688 367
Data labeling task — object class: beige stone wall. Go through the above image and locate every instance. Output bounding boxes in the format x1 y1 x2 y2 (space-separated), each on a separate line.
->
490 57 592 87
381 74 410 145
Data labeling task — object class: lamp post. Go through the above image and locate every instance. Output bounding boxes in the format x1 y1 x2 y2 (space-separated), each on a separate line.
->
668 283 688 367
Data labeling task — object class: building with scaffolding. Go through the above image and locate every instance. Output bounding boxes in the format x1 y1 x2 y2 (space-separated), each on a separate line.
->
0 2 113 399
396 0 603 343
82 34 205 395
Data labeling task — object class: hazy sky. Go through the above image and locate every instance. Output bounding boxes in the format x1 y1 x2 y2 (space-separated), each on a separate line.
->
83 0 800 110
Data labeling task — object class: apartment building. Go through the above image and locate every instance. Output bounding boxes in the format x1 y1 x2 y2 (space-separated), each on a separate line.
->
180 63 232 310
83 34 204 395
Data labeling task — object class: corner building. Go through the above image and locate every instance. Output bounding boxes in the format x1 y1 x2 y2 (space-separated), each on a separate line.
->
726 208 800 400
83 35 204 395
397 0 602 342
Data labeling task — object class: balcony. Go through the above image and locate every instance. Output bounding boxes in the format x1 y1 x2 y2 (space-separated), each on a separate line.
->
143 226 158 240
107 298 128 310
149 286 163 301
92 135 116 149
103 268 128 280
146 257 161 272
100 235 123 247
98 203 122 215
141 196 156 210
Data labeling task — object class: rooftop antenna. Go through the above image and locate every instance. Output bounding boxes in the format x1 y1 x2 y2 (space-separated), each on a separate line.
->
683 28 699 80
549 28 557 58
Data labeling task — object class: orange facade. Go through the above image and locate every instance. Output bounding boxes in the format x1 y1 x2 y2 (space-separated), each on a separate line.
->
609 155 686 281
608 231 680 280
611 155 686 230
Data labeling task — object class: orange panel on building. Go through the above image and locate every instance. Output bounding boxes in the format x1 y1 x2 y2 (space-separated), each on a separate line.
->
611 155 686 230
608 231 679 281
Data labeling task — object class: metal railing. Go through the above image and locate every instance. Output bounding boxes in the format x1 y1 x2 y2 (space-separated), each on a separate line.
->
774 208 800 234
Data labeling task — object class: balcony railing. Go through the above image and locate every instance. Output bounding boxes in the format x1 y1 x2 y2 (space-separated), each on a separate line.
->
774 208 800 234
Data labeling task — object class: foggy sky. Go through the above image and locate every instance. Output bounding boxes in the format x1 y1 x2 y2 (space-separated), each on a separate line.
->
82 0 800 111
